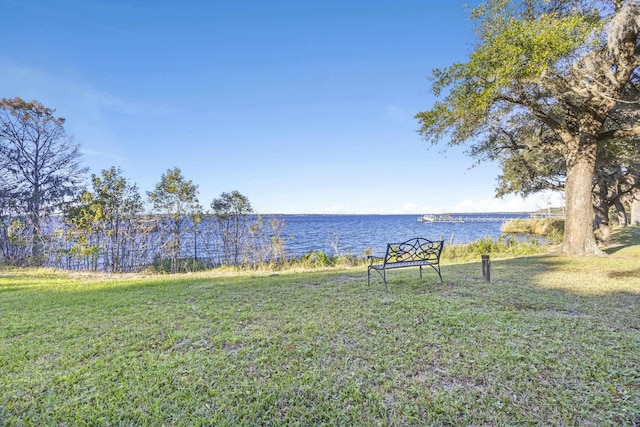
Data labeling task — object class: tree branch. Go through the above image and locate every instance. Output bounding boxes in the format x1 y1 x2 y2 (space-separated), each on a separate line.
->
598 125 640 141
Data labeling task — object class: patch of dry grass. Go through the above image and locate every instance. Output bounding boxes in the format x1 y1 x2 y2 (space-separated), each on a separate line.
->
502 217 564 238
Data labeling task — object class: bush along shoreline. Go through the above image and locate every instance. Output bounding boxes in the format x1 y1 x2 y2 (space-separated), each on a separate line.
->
501 218 564 242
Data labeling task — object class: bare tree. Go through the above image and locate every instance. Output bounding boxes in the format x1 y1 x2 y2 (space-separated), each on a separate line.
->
243 215 288 267
0 97 87 263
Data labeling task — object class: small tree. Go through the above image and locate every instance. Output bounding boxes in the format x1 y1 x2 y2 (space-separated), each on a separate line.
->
0 176 29 265
65 167 145 272
64 190 102 270
0 97 87 262
148 167 202 273
0 180 31 265
210 191 253 266
91 167 145 271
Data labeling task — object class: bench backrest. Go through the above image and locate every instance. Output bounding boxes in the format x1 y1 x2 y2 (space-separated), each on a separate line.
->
385 238 444 264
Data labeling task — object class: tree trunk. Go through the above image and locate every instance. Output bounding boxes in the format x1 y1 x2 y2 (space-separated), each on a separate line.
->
561 145 602 255
28 209 45 265
614 199 627 228
631 193 640 226
593 199 611 244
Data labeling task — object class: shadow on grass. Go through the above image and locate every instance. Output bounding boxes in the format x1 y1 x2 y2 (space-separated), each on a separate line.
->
608 268 640 279
603 226 640 255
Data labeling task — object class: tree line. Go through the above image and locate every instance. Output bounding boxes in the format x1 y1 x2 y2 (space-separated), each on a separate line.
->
0 97 285 272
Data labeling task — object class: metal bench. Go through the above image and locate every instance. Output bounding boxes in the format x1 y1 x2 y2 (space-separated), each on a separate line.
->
367 237 444 292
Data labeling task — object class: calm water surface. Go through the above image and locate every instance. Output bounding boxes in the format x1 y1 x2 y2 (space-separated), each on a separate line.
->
276 213 530 257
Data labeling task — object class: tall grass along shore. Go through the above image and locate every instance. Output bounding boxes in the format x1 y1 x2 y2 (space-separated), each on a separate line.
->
1 228 639 425
501 217 564 241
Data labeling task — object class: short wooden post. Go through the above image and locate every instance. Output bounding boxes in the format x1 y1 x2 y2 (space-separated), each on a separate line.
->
482 254 491 282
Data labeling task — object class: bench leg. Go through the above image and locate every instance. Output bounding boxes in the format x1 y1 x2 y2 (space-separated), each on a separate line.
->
368 267 389 293
429 264 443 282
383 271 388 293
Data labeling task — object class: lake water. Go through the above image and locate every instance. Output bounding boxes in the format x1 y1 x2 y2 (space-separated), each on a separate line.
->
275 213 531 257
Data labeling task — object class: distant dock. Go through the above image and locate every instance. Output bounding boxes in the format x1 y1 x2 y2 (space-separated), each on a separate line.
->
418 213 527 223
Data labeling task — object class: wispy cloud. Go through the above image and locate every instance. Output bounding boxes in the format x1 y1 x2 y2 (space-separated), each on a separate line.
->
81 149 125 163
0 59 180 117
0 59 183 175
450 191 564 213
384 104 411 122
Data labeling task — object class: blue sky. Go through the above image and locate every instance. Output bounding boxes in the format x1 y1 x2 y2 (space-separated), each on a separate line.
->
1 0 562 214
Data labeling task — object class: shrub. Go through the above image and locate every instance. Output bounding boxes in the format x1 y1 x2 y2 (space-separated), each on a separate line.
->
300 251 331 267
442 235 547 262
147 257 212 274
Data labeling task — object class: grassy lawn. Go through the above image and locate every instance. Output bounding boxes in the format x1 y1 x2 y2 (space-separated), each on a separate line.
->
1 229 639 426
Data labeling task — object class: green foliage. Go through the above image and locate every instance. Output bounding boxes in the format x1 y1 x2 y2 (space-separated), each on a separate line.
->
148 167 201 219
294 251 365 269
90 166 144 222
6 219 27 247
300 250 331 267
441 235 547 261
148 167 202 273
0 219 32 266
418 1 599 146
210 190 253 219
336 252 359 267
471 11 596 88
63 167 146 272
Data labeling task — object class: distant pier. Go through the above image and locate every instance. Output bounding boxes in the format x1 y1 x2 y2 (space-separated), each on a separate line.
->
417 212 564 223
418 214 524 223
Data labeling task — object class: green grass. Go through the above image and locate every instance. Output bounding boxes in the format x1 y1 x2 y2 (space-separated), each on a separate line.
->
1 228 639 425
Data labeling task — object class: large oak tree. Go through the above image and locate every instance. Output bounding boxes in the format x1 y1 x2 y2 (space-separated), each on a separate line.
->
484 122 640 242
416 0 640 255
